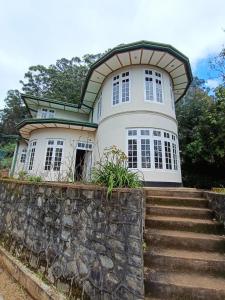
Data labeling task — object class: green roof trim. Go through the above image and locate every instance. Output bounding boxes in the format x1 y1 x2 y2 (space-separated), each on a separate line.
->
21 40 193 114
80 40 193 102
16 118 98 130
0 133 20 140
21 94 80 109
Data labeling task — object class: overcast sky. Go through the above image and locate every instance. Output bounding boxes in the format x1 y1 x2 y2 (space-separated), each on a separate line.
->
0 0 224 109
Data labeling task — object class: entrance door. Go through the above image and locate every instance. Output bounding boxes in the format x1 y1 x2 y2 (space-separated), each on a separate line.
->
74 149 86 181
74 141 93 182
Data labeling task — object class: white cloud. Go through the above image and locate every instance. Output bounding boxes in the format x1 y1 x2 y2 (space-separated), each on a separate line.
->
0 0 224 108
206 78 221 89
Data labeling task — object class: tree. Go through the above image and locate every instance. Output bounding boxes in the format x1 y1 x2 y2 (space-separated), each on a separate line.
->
0 89 27 136
0 53 103 136
176 76 225 188
209 46 225 84
20 54 103 104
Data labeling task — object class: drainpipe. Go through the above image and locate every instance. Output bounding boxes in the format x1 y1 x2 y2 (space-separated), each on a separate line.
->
10 140 19 177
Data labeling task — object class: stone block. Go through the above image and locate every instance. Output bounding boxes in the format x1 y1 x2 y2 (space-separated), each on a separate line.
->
99 255 114 269
57 281 70 293
63 215 73 227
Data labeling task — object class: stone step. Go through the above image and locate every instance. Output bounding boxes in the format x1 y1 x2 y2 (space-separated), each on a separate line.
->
145 215 223 234
146 195 209 208
145 268 225 300
144 248 225 277
146 204 212 219
144 188 203 199
144 228 225 252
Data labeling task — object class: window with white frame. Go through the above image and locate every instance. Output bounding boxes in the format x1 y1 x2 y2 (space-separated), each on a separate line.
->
170 80 175 110
112 75 120 105
28 141 37 170
97 94 102 120
127 129 138 168
44 140 63 171
77 141 93 150
20 149 27 163
141 139 151 168
145 70 154 101
172 138 178 170
128 139 138 168
41 108 55 118
164 141 172 170
112 71 130 105
145 70 163 103
155 72 163 103
154 140 163 169
140 130 151 168
122 72 130 103
127 128 179 171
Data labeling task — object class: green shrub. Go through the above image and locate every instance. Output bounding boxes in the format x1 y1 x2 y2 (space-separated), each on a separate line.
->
18 170 28 180
92 146 142 195
27 175 42 183
17 171 42 183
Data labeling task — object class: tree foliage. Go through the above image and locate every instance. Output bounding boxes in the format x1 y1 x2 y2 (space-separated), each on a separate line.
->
19 55 102 103
176 68 225 188
0 89 27 136
0 54 103 136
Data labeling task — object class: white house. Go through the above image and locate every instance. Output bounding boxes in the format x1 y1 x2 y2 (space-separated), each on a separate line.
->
11 41 192 186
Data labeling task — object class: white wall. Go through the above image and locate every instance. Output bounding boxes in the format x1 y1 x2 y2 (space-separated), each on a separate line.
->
92 65 181 184
14 140 28 175
23 128 95 181
93 112 181 183
37 107 89 122
14 64 181 184
92 65 176 124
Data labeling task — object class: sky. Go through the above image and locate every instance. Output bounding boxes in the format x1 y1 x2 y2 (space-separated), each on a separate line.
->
0 0 224 109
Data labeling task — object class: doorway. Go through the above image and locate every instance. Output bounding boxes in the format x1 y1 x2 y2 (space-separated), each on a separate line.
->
74 149 92 181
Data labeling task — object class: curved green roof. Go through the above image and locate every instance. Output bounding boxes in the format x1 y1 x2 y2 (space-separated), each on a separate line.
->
81 40 193 105
17 118 98 139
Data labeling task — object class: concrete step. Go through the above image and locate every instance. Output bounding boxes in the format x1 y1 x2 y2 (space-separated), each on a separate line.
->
145 215 224 234
144 268 225 300
144 228 225 252
144 248 225 277
146 204 212 219
144 188 203 199
146 195 209 208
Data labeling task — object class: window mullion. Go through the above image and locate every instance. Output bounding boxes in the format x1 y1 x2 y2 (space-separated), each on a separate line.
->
150 130 155 170
162 136 166 171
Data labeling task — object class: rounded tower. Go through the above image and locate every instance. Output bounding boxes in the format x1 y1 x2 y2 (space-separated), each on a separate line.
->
81 41 192 186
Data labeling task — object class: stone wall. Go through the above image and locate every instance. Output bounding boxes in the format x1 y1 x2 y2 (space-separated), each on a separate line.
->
204 191 225 229
0 179 144 300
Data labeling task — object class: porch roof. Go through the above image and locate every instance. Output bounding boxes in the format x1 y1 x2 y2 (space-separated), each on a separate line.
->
17 118 98 139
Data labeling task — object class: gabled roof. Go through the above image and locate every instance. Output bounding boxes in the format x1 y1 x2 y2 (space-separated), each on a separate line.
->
81 40 192 107
21 94 91 117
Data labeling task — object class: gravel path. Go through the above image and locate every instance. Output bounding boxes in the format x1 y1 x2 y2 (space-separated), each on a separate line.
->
0 267 33 300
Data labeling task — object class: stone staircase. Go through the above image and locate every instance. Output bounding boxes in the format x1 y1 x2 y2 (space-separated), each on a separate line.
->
144 188 225 300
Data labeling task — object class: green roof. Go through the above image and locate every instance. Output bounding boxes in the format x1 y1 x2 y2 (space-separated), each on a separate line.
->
16 118 98 130
81 40 193 104
21 41 193 116
21 94 91 116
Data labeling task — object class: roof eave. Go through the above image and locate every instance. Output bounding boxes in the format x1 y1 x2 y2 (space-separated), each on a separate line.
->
80 40 193 103
16 118 98 130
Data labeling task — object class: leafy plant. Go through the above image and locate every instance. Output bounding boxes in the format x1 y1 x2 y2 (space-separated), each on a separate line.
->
18 170 28 180
27 175 42 183
92 146 142 195
0 142 16 169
